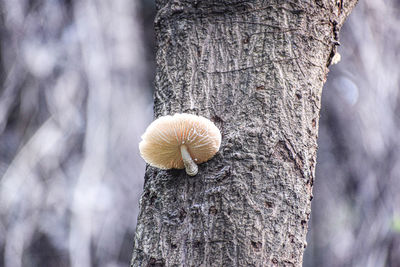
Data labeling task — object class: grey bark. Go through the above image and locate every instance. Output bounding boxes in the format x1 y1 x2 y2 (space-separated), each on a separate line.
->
132 1 357 266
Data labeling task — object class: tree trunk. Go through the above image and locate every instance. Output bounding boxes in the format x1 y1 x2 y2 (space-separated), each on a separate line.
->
131 1 357 266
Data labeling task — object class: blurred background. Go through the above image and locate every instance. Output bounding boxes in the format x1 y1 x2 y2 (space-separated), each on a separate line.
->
0 0 398 267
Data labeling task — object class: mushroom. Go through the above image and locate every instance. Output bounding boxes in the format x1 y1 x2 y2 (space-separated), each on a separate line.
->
139 113 221 176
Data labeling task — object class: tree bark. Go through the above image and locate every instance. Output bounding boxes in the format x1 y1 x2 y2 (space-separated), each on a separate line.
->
132 1 357 266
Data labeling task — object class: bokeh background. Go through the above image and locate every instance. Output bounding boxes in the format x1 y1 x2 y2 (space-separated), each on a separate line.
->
0 0 399 267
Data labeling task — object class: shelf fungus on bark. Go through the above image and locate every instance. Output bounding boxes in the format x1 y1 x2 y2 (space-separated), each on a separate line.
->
139 113 221 176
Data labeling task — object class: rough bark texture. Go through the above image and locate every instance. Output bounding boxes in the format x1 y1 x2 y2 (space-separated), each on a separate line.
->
132 0 357 266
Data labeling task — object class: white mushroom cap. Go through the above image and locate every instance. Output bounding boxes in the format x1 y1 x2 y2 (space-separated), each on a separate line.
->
139 113 221 175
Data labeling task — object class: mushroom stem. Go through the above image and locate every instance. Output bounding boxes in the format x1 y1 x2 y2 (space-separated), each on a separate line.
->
180 145 198 176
